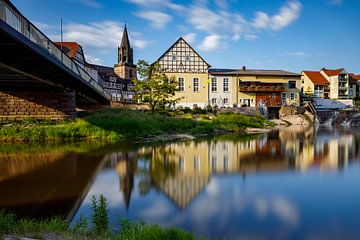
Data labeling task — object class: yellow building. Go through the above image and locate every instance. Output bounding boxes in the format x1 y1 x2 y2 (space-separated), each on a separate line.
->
155 37 302 109
301 71 330 98
155 37 211 108
209 68 302 108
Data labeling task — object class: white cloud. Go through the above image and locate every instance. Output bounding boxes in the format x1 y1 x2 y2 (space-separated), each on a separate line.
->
183 32 197 44
252 1 302 31
85 54 104 64
271 0 302 30
329 0 343 5
57 21 149 50
135 11 173 29
127 0 185 11
126 0 303 52
244 34 258 41
198 34 222 52
72 0 103 8
278 51 310 57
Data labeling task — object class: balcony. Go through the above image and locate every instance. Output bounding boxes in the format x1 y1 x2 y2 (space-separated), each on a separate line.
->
239 85 285 92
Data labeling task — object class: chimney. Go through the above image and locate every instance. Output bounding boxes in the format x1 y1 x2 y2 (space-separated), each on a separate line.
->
242 66 246 71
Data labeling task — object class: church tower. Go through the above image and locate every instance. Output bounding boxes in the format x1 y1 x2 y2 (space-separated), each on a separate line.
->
114 24 136 80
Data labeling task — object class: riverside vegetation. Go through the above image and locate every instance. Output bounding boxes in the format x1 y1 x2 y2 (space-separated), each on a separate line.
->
0 108 274 143
0 195 199 240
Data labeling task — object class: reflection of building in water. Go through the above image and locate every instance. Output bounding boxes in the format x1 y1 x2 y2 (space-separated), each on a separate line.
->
113 128 360 210
117 158 135 211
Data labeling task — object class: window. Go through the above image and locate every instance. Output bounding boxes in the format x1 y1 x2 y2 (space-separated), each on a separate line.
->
281 93 287 103
193 78 199 92
172 55 177 61
179 157 184 172
211 156 217 171
288 81 296 89
211 78 217 92
223 78 229 92
223 98 228 105
211 98 217 105
194 156 200 171
178 78 185 91
290 93 295 100
185 55 190 61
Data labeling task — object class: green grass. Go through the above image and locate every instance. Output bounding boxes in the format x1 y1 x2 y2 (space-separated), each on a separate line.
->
0 211 200 240
0 108 273 143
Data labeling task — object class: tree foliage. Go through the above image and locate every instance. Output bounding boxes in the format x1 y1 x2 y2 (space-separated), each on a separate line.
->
133 60 182 111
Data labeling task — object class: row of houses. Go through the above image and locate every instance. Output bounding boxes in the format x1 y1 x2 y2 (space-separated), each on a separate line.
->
56 26 360 110
302 68 360 99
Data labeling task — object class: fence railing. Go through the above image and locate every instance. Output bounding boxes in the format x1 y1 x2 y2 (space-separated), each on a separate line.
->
0 0 109 99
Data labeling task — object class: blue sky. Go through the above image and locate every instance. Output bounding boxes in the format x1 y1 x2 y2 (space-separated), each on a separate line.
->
11 0 360 73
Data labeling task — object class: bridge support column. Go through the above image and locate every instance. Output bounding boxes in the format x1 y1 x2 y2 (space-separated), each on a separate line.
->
0 89 76 122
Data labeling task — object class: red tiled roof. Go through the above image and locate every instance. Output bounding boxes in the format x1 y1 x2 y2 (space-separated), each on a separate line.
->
351 74 360 81
321 68 345 77
349 73 360 84
54 42 80 58
303 71 329 85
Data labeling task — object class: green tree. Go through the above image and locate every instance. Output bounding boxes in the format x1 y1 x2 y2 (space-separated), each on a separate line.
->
133 60 182 112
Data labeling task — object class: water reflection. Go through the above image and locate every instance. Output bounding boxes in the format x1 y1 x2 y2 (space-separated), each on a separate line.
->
1 127 360 238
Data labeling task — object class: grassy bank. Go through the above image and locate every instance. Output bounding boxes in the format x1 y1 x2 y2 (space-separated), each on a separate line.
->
0 212 197 240
1 195 201 240
0 108 274 143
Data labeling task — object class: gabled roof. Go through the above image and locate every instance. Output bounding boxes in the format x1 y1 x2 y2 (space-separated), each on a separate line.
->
54 42 81 58
303 71 329 85
321 68 345 77
349 73 360 84
86 63 132 84
209 68 300 77
154 37 211 68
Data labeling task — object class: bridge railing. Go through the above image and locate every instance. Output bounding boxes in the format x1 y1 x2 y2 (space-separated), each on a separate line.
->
0 0 109 99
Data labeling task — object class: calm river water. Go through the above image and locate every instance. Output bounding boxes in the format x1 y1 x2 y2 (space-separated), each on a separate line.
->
1 126 360 239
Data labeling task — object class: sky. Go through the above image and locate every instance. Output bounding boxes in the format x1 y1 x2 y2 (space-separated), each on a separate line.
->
10 0 360 73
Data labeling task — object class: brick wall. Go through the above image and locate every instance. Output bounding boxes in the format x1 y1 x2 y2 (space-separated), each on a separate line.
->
0 90 76 122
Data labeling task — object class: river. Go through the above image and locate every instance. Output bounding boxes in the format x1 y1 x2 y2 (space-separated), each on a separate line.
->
1 126 360 239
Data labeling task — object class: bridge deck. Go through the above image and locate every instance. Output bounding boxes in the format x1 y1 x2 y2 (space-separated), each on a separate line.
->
0 0 110 105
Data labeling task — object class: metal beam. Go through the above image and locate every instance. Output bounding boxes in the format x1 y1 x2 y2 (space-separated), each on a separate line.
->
0 63 62 88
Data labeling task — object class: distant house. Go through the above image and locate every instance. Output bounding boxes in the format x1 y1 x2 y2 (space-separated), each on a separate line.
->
302 68 358 100
209 68 301 108
349 74 360 98
54 42 86 69
301 71 330 98
320 68 349 99
85 63 134 102
56 25 137 102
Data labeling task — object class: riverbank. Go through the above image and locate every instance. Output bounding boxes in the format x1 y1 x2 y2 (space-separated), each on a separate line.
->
0 108 274 143
0 211 198 240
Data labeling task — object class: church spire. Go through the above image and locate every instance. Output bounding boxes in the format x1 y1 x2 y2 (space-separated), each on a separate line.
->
118 24 133 65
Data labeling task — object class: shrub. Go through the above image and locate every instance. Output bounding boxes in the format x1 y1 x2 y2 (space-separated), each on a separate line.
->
91 195 109 234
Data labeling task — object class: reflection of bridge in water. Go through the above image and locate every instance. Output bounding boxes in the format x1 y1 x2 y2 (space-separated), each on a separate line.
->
0 0 109 121
0 146 107 221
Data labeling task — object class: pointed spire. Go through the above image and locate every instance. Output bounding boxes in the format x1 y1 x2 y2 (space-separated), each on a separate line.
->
118 23 133 65
120 23 131 50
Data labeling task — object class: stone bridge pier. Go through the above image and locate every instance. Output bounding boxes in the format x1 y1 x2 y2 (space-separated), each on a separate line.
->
0 89 77 122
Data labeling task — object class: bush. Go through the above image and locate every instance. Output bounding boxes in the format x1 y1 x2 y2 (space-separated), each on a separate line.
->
213 114 273 130
91 195 109 234
183 107 192 113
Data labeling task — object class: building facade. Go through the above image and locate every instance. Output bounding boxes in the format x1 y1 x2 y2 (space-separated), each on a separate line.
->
302 68 360 100
209 68 302 108
155 37 211 108
301 71 330 98
155 37 302 109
